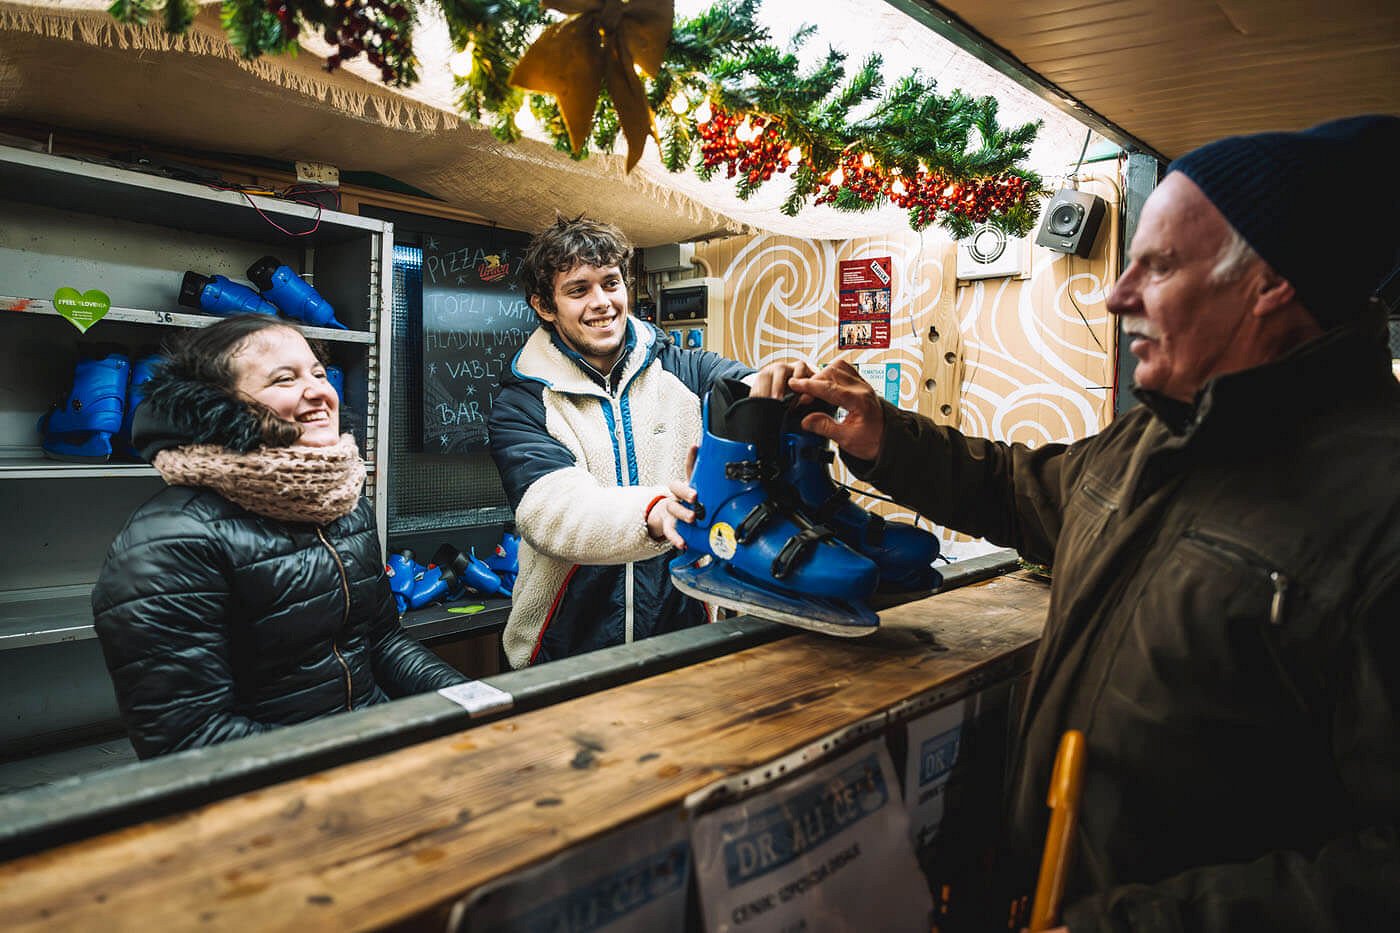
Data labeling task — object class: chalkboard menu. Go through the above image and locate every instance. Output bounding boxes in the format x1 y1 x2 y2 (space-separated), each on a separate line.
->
421 227 536 452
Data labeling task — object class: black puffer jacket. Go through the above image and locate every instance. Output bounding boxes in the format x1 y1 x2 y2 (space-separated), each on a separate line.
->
92 370 463 760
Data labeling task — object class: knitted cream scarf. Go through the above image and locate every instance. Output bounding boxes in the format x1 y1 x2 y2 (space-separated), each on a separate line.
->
152 434 366 525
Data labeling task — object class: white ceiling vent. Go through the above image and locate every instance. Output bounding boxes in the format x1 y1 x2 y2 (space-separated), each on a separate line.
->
956 224 1031 280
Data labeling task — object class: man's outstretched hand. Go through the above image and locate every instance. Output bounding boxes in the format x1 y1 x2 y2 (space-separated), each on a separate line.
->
786 358 886 462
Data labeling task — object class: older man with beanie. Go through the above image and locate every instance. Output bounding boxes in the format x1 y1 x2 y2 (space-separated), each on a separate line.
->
786 115 1400 931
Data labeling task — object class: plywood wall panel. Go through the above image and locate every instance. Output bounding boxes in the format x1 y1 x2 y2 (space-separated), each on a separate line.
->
692 176 1117 557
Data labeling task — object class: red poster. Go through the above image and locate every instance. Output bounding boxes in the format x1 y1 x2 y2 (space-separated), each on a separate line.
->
838 257 892 349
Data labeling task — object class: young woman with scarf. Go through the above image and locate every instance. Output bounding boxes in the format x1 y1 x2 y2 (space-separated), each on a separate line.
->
92 315 464 759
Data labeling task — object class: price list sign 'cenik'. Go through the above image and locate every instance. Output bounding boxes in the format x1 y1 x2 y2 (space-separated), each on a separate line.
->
421 228 535 453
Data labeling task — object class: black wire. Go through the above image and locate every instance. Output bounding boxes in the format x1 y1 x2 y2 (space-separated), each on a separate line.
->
832 477 951 560
1070 128 1092 182
833 477 900 504
1066 253 1107 354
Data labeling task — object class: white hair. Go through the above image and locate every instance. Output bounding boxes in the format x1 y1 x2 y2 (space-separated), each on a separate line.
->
1209 224 1262 284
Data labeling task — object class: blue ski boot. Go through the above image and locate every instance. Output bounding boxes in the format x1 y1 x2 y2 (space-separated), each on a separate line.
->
670 379 881 636
179 272 278 317
781 402 942 601
387 551 454 610
324 365 344 403
118 353 163 459
248 256 347 329
407 563 452 609
39 352 130 462
386 550 417 613
483 531 520 592
432 544 512 598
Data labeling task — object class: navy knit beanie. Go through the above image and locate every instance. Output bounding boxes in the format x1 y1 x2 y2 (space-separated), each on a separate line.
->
1168 115 1400 329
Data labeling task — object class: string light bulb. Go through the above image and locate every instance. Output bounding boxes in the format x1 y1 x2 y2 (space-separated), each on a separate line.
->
830 167 845 186
736 116 756 142
787 145 803 164
891 178 907 196
448 42 475 78
670 92 689 116
860 152 874 168
694 100 713 124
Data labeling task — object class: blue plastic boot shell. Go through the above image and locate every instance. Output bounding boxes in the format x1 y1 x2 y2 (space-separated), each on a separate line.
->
781 428 942 594
248 256 346 329
678 427 878 601
41 353 130 462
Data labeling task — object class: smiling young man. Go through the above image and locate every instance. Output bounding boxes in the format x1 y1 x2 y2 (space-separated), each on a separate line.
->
785 116 1400 931
488 217 802 668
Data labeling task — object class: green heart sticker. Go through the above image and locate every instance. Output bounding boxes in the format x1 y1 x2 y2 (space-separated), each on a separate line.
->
53 287 111 333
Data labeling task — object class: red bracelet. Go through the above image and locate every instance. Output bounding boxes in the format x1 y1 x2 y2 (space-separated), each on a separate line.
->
644 495 668 526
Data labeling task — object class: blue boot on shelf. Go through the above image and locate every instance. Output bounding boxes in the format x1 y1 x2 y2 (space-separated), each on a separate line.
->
433 544 512 598
482 531 519 592
248 256 347 329
387 550 455 611
406 563 452 610
386 551 417 614
38 352 130 462
324 365 344 404
178 272 278 317
118 353 163 460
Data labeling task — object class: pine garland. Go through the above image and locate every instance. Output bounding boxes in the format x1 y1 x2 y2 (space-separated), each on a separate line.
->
113 0 1046 235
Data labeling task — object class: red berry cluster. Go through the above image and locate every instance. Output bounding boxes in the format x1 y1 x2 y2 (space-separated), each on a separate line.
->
813 150 886 205
693 105 1033 228
891 171 1033 227
265 0 413 84
696 108 799 185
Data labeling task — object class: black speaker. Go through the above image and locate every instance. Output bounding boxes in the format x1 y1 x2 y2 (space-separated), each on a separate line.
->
1035 188 1108 258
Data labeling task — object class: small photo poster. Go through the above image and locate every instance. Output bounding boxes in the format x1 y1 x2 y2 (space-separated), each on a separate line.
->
838 257 892 349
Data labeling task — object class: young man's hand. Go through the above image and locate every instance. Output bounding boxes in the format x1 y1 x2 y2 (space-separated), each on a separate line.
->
749 360 817 399
646 445 699 549
786 358 886 462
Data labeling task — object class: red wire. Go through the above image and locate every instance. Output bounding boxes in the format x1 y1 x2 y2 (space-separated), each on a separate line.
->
233 187 323 237
203 182 325 237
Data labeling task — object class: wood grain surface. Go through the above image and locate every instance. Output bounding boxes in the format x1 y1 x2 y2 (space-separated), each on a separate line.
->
0 573 1048 932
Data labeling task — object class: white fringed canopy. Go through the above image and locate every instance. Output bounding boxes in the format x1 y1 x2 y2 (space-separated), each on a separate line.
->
0 0 1089 244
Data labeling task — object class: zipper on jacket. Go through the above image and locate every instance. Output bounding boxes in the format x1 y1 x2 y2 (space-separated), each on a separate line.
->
607 395 638 644
1182 529 1290 625
1079 481 1118 514
316 527 355 709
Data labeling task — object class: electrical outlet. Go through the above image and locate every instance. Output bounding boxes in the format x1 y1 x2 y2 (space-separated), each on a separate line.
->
295 161 340 187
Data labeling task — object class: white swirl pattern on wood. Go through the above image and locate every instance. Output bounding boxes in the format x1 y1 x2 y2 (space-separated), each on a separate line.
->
693 197 1116 558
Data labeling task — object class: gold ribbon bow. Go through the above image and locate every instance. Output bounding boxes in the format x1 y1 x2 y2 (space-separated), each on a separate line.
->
510 0 674 171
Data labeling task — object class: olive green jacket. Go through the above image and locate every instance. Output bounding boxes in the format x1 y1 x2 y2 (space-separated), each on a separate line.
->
853 309 1400 932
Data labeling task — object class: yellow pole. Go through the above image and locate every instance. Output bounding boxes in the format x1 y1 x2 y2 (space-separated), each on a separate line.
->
1028 729 1087 932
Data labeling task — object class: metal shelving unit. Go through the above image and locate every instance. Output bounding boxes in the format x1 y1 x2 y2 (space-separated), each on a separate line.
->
0 296 376 344
0 143 395 752
0 450 376 480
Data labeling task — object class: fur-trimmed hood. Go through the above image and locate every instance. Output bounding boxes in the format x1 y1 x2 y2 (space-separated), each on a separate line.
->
131 364 266 461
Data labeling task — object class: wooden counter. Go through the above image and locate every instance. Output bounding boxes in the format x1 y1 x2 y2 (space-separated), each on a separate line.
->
0 571 1048 931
